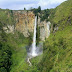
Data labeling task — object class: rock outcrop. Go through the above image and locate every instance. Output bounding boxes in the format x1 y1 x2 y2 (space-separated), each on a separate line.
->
38 17 51 41
3 25 14 34
13 10 35 37
3 10 51 41
13 10 51 40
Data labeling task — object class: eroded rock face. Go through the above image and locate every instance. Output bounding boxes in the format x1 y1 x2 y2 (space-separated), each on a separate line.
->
3 10 51 41
3 25 14 34
13 11 51 40
13 10 35 37
38 17 51 41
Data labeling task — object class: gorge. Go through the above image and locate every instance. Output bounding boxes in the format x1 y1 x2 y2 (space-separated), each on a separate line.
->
0 0 72 72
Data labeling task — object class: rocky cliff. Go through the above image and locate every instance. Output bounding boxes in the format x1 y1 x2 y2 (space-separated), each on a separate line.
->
3 10 50 41
13 10 35 37
38 17 51 41
13 10 51 40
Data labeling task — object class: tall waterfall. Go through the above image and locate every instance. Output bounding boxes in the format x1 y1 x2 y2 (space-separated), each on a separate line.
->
27 16 43 66
27 16 38 66
31 16 37 57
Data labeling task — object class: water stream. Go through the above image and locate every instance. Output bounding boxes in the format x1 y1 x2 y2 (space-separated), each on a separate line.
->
27 16 38 66
31 16 38 57
27 17 50 66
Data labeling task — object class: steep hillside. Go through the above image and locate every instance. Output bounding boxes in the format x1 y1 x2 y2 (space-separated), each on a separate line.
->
37 0 72 72
0 0 72 72
50 0 72 31
0 9 14 26
38 26 72 72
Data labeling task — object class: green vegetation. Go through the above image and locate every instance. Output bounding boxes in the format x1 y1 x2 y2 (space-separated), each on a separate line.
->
0 41 12 72
37 0 72 72
0 29 32 72
31 6 50 22
38 25 72 72
0 0 72 72
40 9 50 22
31 6 41 16
49 0 72 31
24 8 26 10
0 9 32 72
0 9 14 26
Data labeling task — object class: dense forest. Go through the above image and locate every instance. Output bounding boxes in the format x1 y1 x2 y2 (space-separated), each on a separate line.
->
0 0 72 72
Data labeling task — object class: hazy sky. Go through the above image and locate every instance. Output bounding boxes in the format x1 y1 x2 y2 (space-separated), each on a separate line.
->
0 0 67 10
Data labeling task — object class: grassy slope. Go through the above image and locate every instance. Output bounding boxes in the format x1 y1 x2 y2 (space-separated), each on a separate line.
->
53 0 72 24
5 32 33 72
51 0 72 27
7 33 29 72
0 31 31 72
39 26 72 72
37 0 72 72
0 9 14 26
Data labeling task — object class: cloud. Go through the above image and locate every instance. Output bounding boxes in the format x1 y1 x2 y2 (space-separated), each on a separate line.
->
0 0 67 10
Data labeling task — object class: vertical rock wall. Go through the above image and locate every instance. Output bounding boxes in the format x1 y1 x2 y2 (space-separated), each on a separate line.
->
4 10 51 41
13 10 35 37
38 17 51 41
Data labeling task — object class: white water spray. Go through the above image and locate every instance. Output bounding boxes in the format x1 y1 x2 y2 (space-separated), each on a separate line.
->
27 16 43 66
31 16 37 57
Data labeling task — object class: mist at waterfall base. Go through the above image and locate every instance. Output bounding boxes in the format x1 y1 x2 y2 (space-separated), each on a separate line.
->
27 16 43 58
28 42 43 57
27 16 50 66
27 42 43 66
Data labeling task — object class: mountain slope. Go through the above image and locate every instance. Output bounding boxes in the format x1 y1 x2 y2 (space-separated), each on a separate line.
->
37 0 72 72
0 0 72 72
50 0 72 31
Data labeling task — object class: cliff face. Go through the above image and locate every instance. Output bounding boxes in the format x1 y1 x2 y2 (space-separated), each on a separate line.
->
38 17 51 41
2 10 50 41
12 10 50 40
13 10 35 37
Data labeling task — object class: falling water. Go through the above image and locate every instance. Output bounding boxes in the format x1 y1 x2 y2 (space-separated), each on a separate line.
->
31 16 37 57
27 16 42 66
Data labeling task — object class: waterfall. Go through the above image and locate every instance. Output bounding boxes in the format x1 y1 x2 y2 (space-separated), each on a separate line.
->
31 16 37 57
27 16 43 66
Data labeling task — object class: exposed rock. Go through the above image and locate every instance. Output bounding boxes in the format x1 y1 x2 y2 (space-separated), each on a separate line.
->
3 25 14 34
3 10 51 41
13 10 35 37
38 17 51 41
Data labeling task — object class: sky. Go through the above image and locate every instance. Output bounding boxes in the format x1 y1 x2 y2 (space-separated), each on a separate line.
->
0 0 67 10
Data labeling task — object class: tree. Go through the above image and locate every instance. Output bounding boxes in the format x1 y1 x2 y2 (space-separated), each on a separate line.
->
24 7 26 10
0 42 12 72
38 6 41 13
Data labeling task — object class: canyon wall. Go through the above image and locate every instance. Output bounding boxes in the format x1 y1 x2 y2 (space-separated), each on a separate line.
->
13 10 35 37
38 17 51 41
3 10 50 41
13 10 50 40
